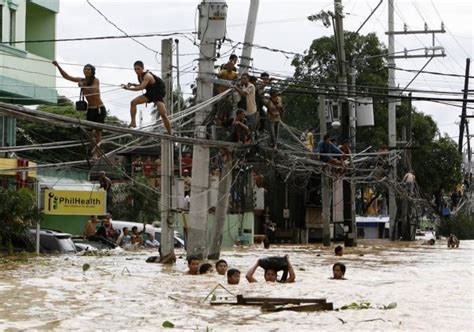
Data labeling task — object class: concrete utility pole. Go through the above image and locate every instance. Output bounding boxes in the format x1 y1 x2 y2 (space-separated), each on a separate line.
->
209 0 259 259
188 0 228 259
386 0 445 240
160 38 175 261
334 0 356 247
319 95 331 247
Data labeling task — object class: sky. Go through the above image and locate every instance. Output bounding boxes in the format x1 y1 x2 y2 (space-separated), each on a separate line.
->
55 0 473 149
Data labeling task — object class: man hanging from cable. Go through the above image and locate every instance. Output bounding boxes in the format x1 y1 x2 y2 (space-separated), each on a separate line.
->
121 61 172 134
52 61 106 159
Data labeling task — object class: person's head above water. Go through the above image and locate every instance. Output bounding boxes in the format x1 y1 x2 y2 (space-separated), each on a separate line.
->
187 256 200 275
199 263 213 275
215 259 228 275
332 262 346 280
335 245 343 256
227 268 240 285
264 268 278 282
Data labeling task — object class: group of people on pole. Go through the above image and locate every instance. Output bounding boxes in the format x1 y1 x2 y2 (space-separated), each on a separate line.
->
54 54 287 158
215 55 284 148
53 60 172 158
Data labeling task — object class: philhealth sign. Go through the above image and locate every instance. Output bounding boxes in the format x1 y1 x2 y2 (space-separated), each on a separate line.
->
44 190 106 215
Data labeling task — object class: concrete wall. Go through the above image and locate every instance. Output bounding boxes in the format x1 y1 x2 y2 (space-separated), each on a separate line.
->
0 0 57 104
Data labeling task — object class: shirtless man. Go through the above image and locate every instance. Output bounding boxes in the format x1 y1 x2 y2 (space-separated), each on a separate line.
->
83 215 99 239
186 256 200 275
53 61 105 158
121 61 172 134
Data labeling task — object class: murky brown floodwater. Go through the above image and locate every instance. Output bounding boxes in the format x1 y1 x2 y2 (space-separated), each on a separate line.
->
0 240 472 331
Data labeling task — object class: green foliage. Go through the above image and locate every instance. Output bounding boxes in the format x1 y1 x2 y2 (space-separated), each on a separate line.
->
411 135 463 195
82 263 91 272
439 213 474 239
0 188 38 253
109 176 160 223
16 104 128 163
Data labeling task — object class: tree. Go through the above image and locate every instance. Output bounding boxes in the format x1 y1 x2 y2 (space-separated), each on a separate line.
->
16 103 128 163
0 188 38 253
109 176 160 223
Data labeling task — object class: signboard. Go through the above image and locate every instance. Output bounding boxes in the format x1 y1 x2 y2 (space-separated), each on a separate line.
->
43 190 106 215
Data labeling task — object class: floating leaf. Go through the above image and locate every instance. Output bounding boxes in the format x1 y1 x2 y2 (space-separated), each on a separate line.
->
162 321 175 328
82 263 90 272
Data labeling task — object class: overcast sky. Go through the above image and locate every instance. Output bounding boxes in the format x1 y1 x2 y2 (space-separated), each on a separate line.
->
55 0 473 147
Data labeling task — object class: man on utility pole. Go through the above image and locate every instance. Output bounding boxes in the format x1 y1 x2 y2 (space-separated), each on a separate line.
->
188 0 228 259
209 0 260 259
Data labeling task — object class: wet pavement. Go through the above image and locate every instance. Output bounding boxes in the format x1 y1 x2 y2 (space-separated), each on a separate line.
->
0 240 472 331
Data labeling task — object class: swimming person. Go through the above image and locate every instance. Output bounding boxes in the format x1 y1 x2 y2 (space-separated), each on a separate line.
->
335 245 344 256
215 259 228 275
246 255 295 283
332 262 346 280
186 256 200 275
227 269 241 285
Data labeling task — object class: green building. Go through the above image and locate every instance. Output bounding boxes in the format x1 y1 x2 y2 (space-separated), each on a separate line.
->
0 0 59 148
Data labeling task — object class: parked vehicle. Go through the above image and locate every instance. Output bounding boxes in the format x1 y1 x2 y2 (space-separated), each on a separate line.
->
28 229 77 254
111 220 185 248
415 229 436 241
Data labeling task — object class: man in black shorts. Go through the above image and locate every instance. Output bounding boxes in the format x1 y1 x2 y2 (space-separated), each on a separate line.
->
53 61 106 158
122 61 172 134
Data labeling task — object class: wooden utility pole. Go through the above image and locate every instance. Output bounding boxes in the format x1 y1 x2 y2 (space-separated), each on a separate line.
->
386 0 445 240
334 0 356 247
209 0 259 259
160 38 175 261
188 0 228 259
459 58 470 154
319 95 331 246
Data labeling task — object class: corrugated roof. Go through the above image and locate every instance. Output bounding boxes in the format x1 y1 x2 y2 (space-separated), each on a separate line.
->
37 175 101 191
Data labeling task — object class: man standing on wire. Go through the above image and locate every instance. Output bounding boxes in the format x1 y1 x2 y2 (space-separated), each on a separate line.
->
121 61 172 134
52 61 105 158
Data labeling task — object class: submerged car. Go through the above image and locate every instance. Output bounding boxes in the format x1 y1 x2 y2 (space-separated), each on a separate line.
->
28 229 77 254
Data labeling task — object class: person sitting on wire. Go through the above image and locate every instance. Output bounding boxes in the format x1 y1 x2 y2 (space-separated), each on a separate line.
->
53 61 106 158
121 61 172 134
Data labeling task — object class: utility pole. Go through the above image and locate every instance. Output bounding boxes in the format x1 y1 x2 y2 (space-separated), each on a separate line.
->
458 58 470 154
387 0 397 241
386 0 445 240
334 0 356 247
209 0 259 259
188 0 228 259
319 95 331 246
160 38 175 261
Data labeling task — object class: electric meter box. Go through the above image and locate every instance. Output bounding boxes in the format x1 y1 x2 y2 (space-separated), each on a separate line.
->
356 97 374 127
198 1 228 41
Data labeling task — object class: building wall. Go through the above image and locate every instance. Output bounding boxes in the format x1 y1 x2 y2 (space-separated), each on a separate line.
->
0 0 58 104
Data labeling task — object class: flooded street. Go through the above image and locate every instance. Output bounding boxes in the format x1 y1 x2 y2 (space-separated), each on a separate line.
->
0 240 472 331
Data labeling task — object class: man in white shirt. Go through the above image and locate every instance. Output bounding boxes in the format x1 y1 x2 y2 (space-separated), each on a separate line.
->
402 171 416 194
235 73 257 133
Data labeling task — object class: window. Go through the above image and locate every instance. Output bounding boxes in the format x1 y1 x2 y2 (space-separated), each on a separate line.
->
9 8 15 45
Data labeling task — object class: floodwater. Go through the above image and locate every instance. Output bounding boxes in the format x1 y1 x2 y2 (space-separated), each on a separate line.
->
0 240 472 331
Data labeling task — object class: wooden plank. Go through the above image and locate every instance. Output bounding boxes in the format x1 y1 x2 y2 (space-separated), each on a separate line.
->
261 303 334 312
236 295 327 305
